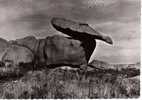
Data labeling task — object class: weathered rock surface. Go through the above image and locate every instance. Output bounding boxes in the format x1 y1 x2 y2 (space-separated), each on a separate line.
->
11 35 87 67
1 45 34 66
0 38 10 61
0 36 139 80
15 36 38 53
44 35 86 66
51 17 113 45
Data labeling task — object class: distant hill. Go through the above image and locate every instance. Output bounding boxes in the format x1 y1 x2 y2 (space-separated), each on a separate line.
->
89 59 140 78
89 59 113 70
112 62 140 71
90 59 140 70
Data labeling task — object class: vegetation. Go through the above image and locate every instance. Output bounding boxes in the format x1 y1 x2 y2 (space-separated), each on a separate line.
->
0 62 140 99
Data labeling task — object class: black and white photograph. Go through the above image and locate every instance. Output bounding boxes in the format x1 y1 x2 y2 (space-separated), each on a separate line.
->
0 0 140 99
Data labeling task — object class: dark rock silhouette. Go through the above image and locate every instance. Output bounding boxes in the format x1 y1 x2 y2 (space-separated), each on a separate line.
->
51 17 113 62
51 17 113 44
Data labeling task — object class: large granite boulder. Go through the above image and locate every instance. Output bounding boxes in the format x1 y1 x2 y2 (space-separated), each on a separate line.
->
1 45 34 66
51 17 113 44
15 36 38 52
44 35 87 66
13 35 87 67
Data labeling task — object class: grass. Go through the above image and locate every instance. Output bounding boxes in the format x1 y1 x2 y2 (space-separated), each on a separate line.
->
0 66 140 99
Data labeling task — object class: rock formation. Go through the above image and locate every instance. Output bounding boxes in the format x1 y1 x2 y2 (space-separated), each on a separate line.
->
0 17 113 69
1 44 34 67
51 17 113 62
0 38 10 61
10 35 87 67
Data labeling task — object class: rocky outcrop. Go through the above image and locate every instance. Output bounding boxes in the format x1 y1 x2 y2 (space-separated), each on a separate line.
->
44 35 86 66
15 36 38 53
0 38 10 61
0 17 139 99
1 45 34 66
3 17 113 68
0 35 139 80
10 35 87 67
51 17 113 44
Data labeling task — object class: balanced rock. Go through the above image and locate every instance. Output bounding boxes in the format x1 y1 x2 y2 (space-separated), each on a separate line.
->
51 17 113 62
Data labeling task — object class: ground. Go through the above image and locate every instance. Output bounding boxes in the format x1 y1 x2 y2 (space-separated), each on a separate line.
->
0 61 140 99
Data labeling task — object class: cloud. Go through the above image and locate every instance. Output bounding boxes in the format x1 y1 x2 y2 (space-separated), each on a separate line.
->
89 20 140 64
90 40 140 64
0 0 140 63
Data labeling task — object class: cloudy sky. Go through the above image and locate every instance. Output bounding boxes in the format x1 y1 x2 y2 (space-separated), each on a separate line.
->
0 0 140 64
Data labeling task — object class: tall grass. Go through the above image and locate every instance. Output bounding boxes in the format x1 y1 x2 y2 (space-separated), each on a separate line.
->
0 67 140 99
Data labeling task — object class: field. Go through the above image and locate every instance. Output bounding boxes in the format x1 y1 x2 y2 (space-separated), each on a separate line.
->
0 60 140 99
